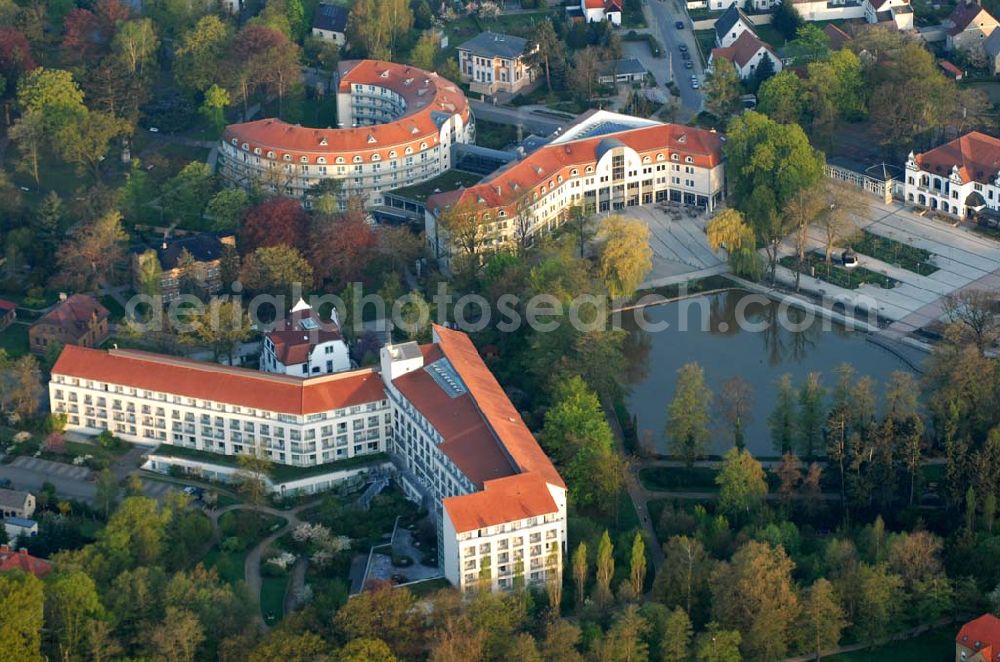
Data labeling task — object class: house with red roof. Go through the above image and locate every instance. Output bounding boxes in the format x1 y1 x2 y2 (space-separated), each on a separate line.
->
29 294 109 356
957 614 1000 661
710 31 782 80
0 544 51 578
579 0 622 25
260 299 351 377
0 299 16 332
904 131 1000 220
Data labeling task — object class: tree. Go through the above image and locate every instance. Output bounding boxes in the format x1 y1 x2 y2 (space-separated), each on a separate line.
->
235 442 272 510
95 468 119 519
704 58 742 121
174 15 233 94
150 607 204 662
653 535 711 618
200 84 230 135
239 197 308 253
0 570 43 662
337 638 396 662
797 372 826 459
784 185 825 292
346 0 413 61
715 376 753 450
817 181 864 263
629 532 647 597
752 51 776 91
228 25 302 117
332 582 421 659
695 623 742 662
775 452 803 508
597 215 652 300
435 198 485 278
887 530 944 591
662 607 693 662
787 24 830 64
54 209 127 290
251 632 330 662
944 289 1000 355
205 188 248 232
308 209 379 288
183 299 253 365
594 530 614 607
546 548 562 615
541 619 582 662
772 0 803 40
408 31 437 71
711 541 799 660
705 207 761 278
9 110 45 185
45 570 103 661
53 110 127 182
855 563 904 645
112 18 158 76
0 354 43 420
796 578 846 660
665 363 712 468
605 605 649 662
757 71 805 124
569 47 601 101
163 161 217 226
716 447 768 520
724 112 825 281
532 20 565 93
16 67 85 120
240 245 314 299
572 541 588 608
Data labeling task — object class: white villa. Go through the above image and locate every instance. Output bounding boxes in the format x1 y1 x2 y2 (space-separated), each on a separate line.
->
904 131 1000 219
260 299 351 377
457 32 537 97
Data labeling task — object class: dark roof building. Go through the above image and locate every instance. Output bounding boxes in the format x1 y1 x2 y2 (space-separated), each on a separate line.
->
715 5 756 45
457 32 530 60
28 294 109 355
312 3 348 33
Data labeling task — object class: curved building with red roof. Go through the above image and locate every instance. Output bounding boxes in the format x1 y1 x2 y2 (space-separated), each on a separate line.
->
218 59 474 208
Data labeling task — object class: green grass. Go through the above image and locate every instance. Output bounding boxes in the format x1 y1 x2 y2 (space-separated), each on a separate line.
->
260 574 290 623
202 547 248 585
852 230 938 276
753 24 787 49
779 252 899 290
0 324 30 357
695 30 717 61
826 626 956 661
389 170 483 202
260 91 338 129
475 120 519 151
639 466 720 492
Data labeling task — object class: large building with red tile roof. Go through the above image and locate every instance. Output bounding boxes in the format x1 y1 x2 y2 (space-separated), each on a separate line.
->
424 111 725 270
49 323 565 593
956 614 1000 661
904 131 1000 219
0 545 51 578
218 60 473 209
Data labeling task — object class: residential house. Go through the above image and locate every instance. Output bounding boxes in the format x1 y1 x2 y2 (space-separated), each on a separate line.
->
457 32 537 96
311 3 349 45
0 299 16 332
956 614 1000 662
824 23 853 49
131 233 234 303
985 28 1000 72
579 0 622 24
0 545 51 578
28 294 109 356
945 1 999 53
0 488 34 519
904 131 1000 219
791 0 866 23
260 299 351 377
703 0 778 12
597 58 649 84
715 6 757 48
863 0 915 30
710 31 783 80
3 517 38 545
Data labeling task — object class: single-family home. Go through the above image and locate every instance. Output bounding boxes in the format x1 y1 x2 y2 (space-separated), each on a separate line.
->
260 299 351 377
131 233 235 303
598 58 649 84
824 23 854 50
0 545 51 578
863 0 915 30
945 1 999 53
28 294 109 356
0 488 35 520
791 0 866 23
579 0 623 24
956 614 1000 662
457 32 538 96
311 3 349 45
3 517 38 544
715 6 757 48
0 299 16 332
985 28 1000 73
710 31 783 80
704 0 778 12
904 131 1000 219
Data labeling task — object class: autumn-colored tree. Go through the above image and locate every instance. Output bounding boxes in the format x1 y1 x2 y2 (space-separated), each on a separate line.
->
0 353 44 420
239 197 309 253
228 25 301 117
337 638 396 662
332 581 422 658
62 0 131 64
436 198 486 277
150 607 204 662
0 28 35 124
308 210 379 288
796 578 846 660
662 607 693 662
653 535 711 618
716 447 768 521
597 215 652 300
54 209 127 290
775 452 803 508
240 245 314 299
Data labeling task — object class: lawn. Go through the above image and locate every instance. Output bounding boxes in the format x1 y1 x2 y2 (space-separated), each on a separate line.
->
475 120 520 151
389 170 484 202
204 510 287 588
852 230 938 276
0 324 30 357
201 546 248 585
260 90 338 129
826 626 956 661
694 30 717 61
638 466 720 492
260 574 290 623
753 24 788 49
779 252 899 290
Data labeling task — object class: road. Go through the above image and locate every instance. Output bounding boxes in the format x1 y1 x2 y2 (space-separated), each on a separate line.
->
645 0 705 119
469 100 566 135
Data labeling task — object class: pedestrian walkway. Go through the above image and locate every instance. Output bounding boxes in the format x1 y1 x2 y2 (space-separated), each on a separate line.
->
10 456 90 480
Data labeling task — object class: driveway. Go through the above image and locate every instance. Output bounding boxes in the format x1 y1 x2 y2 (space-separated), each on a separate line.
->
0 456 96 502
644 0 705 119
469 100 566 135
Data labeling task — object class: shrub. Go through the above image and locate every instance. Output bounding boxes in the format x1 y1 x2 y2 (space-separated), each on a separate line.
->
221 536 245 553
391 554 414 568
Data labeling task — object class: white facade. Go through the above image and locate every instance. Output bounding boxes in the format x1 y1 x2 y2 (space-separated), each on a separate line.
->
261 337 351 376
791 0 866 22
312 26 346 45
582 0 623 25
458 49 535 96
716 16 755 48
904 152 1000 219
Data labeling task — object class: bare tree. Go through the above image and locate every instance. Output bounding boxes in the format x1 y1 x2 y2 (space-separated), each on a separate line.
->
511 191 536 254
944 289 1000 354
784 187 826 291
818 181 867 263
715 376 754 450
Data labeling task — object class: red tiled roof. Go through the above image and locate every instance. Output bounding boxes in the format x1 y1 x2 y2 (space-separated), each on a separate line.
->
427 123 723 213
51 345 387 415
947 1 996 36
957 614 1000 658
823 23 852 49
914 131 1000 185
443 472 559 533
0 299 16 313
711 30 777 69
939 59 964 77
36 294 108 330
0 545 52 578
223 60 470 162
266 310 343 366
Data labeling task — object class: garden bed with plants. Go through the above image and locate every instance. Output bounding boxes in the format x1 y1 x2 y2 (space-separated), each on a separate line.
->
779 253 899 290
851 230 938 276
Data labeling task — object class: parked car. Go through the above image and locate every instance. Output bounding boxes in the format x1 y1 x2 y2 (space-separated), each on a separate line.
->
675 20 685 29
678 43 688 52
681 51 691 60
692 80 700 89
684 61 694 69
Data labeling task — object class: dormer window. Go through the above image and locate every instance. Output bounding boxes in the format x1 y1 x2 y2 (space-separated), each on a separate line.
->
319 137 328 146
367 134 377 144
657 153 665 161
420 142 428 150
405 146 414 155
336 157 345 164
353 155 362 163
643 156 651 163
586 166 594 173
253 147 261 155
231 138 238 145
283 154 292 162
372 154 381 161
685 156 694 163
317 157 327 164
671 154 679 161
571 169 579 176
267 151 275 159
389 150 397 158
299 156 308 163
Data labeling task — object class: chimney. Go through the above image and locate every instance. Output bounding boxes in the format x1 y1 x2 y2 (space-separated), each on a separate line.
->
19 548 28 556
59 292 67 302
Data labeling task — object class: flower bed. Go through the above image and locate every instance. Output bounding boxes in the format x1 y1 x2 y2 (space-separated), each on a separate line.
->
779 253 899 290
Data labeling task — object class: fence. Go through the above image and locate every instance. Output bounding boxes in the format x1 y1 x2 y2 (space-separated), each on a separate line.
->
825 164 903 201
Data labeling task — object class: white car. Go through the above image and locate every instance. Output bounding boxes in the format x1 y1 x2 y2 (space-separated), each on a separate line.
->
148 127 159 133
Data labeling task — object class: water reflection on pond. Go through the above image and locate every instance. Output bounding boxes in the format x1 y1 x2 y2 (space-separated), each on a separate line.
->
621 290 919 456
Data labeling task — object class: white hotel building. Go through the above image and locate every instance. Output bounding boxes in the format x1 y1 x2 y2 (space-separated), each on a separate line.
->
49 325 565 593
424 111 726 269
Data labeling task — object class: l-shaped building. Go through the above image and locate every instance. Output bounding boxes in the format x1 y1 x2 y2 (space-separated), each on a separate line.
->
49 325 565 593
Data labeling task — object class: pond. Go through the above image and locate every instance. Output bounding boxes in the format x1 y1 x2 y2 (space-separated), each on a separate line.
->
621 290 921 457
